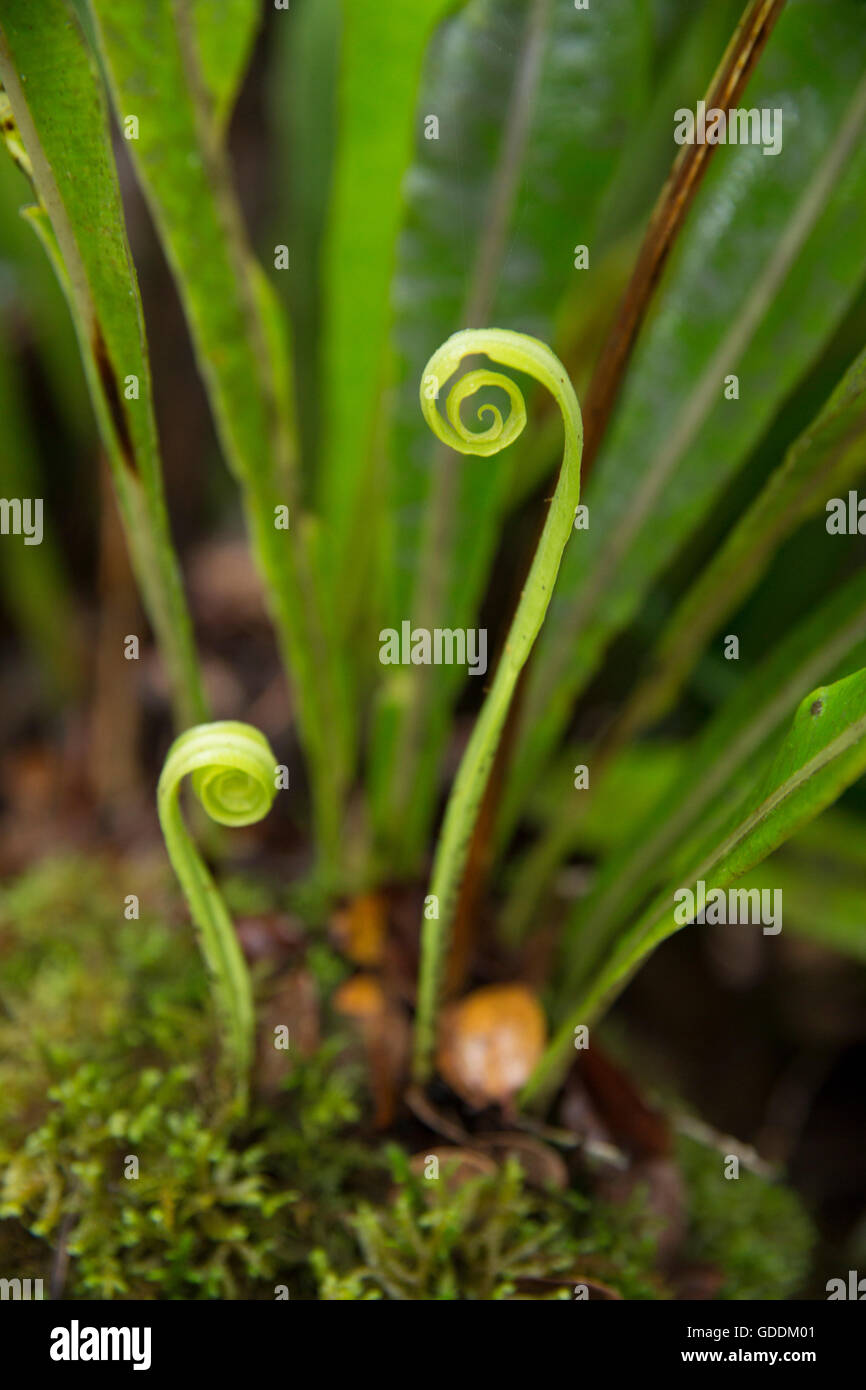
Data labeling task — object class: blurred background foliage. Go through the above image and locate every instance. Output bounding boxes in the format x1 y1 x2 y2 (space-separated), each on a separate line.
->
0 0 865 1296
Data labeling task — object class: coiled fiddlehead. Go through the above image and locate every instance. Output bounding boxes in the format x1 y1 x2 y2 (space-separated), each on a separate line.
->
158 721 277 1108
413 328 583 1083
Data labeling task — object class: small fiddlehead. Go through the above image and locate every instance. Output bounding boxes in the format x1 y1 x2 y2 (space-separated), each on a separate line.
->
413 328 583 1082
157 720 278 1108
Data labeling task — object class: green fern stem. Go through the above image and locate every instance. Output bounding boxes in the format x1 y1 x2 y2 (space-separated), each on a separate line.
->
412 329 583 1082
157 720 278 1109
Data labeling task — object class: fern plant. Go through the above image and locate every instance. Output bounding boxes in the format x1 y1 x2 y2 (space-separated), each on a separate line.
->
2 0 866 1213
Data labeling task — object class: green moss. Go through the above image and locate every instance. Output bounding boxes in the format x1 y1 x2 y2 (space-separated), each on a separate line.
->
678 1134 814 1300
0 854 816 1300
0 854 211 1135
312 1148 662 1301
0 854 369 1299
2 1063 294 1298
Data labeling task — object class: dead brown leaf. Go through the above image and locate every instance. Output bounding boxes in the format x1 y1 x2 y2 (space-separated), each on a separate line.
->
437 983 547 1109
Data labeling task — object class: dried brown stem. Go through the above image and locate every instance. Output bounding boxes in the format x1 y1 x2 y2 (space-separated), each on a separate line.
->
580 0 788 476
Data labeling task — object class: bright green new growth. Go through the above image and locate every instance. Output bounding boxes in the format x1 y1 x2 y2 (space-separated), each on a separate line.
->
157 721 277 1109
412 328 583 1082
